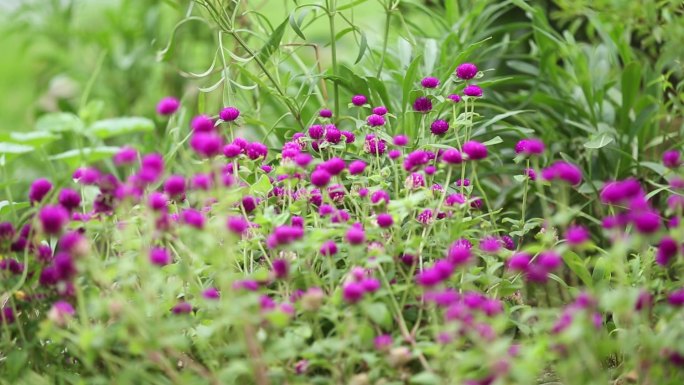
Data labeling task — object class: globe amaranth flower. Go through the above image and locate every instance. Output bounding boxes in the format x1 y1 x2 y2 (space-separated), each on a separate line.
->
656 236 679 266
340 130 355 143
541 161 582 186
430 119 449 135
172 301 193 314
191 115 215 132
442 149 463 164
48 301 75 326
501 235 515 250
668 288 684 306
319 108 332 118
181 209 205 229
507 252 531 271
393 135 409 146
456 63 478 80
342 282 365 303
241 196 258 213
319 240 338 256
376 213 394 228
524 168 537 181
325 126 342 143
631 210 661 234
164 175 186 198
73 167 101 185
479 236 501 253
448 94 462 103
374 334 393 351
364 134 386 156
346 226 366 245
663 150 681 168
272 258 289 279
447 241 472 266
463 85 483 97
462 141 488 160
565 225 589 246
58 188 81 212
372 106 388 115
515 138 545 156
348 160 366 175
113 146 138 165
202 287 220 300
29 178 53 203
323 157 346 175
600 178 642 204
367 114 385 127
421 76 440 88
310 169 332 187
388 149 401 160
227 216 249 235
190 132 223 158
150 247 171 266
39 205 70 235
351 94 367 106
156 97 180 115
246 142 268 160
219 106 240 121
412 96 433 113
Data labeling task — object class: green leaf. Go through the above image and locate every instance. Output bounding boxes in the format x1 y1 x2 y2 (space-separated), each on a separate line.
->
89 117 155 139
354 30 368 64
50 146 120 168
562 251 593 287
258 20 287 63
410 371 442 385
36 112 84 133
620 61 641 127
362 302 391 328
640 161 667 176
0 142 34 155
0 201 30 215
0 131 60 147
402 54 423 112
482 136 503 146
288 10 306 40
478 110 531 131
250 175 273 196
583 133 614 149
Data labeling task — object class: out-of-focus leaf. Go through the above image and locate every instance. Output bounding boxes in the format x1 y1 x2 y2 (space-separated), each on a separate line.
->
89 117 155 139
50 146 120 168
36 112 84 133
583 133 614 149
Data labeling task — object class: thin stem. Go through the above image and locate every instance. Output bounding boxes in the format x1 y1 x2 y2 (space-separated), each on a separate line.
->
376 6 392 78
327 0 340 118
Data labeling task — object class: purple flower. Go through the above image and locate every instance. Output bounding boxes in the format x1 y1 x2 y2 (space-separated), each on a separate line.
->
319 240 338 256
668 288 684 306
58 188 81 212
537 251 562 270
156 97 180 115
308 124 324 139
430 119 449 135
393 135 409 146
39 205 69 235
515 138 545 155
421 76 440 88
191 115 215 132
29 178 53 203
371 190 390 205
242 196 258 213
657 236 679 265
663 150 681 168
462 141 488 160
345 226 366 245
219 106 240 121
113 146 138 165
164 175 186 198
364 134 386 156
150 247 171 266
377 213 394 228
367 114 385 127
351 94 367 106
325 126 342 143
182 209 205 229
541 161 582 186
463 85 483 97
565 225 589 246
372 106 388 115
342 282 365 303
139 153 164 183
323 157 346 175
348 160 366 175
48 301 75 326
0 307 15 324
501 235 515 250
442 149 463 164
479 236 501 253
374 334 393 351
310 169 332 187
341 130 355 143
73 167 101 185
413 96 433 113
448 94 462 103
172 301 193 314
227 216 249 235
631 210 661 234
148 192 168 212
246 142 268 160
447 241 472 266
294 359 309 375
273 258 289 279
203 287 220 300
456 63 478 80
190 132 224 158
388 149 401 160
524 168 536 181
508 253 531 271
319 108 333 118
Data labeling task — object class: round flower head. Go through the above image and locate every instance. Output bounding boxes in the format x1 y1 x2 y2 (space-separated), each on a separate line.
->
342 282 365 303
374 334 393 351
367 114 385 127
515 138 545 156
148 192 168 212
388 149 402 160
29 178 53 203
308 124 324 139
430 119 449 135
346 226 366 245
667 289 684 307
351 94 367 106
565 225 589 246
227 216 249 235
456 63 478 80
272 258 289 279
246 142 268 160
113 146 138 165
164 175 186 198
376 213 394 228
508 252 531 271
525 168 537 180
191 115 215 132
479 236 501 253
372 106 388 115
348 160 366 175
319 108 333 118
241 196 258 213
325 127 342 143
448 94 462 103
320 240 337 256
156 97 180 115
202 287 220 300
219 106 240 121
39 205 69 235
447 241 472 266
462 141 488 160
364 134 386 156
48 301 75 326
413 96 433 113
172 302 193 314
1 307 15 324
393 135 409 146
340 130 355 143
663 150 681 168
421 76 440 88
463 84 483 97
139 153 164 183
223 144 241 159
631 210 661 234
58 188 81 212
190 132 223 158
310 170 331 188
294 153 312 168
541 161 582 186
72 167 101 185
181 209 205 229
149 247 171 266
656 236 678 266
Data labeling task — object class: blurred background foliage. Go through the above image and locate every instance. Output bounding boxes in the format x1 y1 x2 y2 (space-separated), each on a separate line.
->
0 0 682 209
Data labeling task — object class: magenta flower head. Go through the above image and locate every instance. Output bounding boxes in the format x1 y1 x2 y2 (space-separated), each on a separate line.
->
463 85 483 97
656 236 678 266
515 138 545 156
479 236 501 254
448 94 462 103
663 150 681 168
456 63 478 80
139 153 164 183
325 126 342 143
631 210 661 234
320 240 338 256
507 252 531 271
48 300 75 326
203 287 220 300
346 226 366 245
190 132 223 158
246 141 268 160
341 130 355 143
148 192 168 212
430 119 449 135
156 97 180 115
219 106 240 121
413 96 433 113
667 288 684 307
182 209 205 229
377 213 394 228
462 140 488 160
421 76 440 88
565 225 589 246
371 190 390 205
367 114 385 127
0 307 15 324
389 149 401 160
223 144 242 159
149 247 171 266
310 169 332 187
348 160 366 175
29 178 53 204
525 168 537 181
393 135 409 146
191 115 215 132
323 157 346 175
537 251 562 270
58 188 81 212
319 108 333 118
164 175 186 198
272 258 289 279
364 134 387 156
114 146 138 165
351 94 367 106
227 216 249 235
342 282 365 303
73 167 101 185
374 334 393 351
447 241 472 266
39 205 69 235
541 161 582 186
172 301 193 315
372 106 388 115
308 124 324 139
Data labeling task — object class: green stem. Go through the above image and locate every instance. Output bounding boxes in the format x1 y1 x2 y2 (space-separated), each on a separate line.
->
376 7 392 78
327 0 340 118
